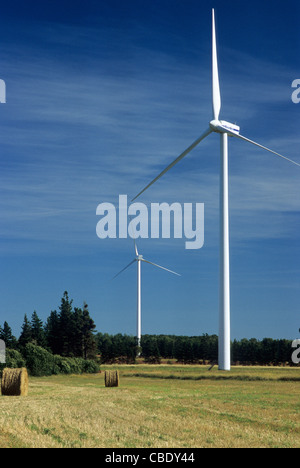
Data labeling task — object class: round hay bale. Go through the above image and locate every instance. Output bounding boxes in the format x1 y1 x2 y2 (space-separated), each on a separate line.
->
104 370 119 387
1 368 28 396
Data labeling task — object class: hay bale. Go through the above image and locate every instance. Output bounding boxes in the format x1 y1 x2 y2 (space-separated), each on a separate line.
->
104 370 119 387
1 368 28 396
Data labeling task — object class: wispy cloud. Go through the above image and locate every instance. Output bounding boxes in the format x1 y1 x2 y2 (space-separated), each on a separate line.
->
0 17 298 257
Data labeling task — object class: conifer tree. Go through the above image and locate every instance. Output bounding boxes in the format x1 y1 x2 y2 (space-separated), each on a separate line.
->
31 311 46 348
18 314 32 350
59 291 75 356
81 303 97 359
0 321 17 349
45 310 61 355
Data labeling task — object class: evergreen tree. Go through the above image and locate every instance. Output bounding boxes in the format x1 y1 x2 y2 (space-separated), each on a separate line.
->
173 336 186 362
0 321 17 349
18 314 32 350
100 334 114 363
81 303 97 359
45 310 61 355
141 335 161 363
59 291 75 356
72 307 84 357
45 295 97 358
31 311 46 348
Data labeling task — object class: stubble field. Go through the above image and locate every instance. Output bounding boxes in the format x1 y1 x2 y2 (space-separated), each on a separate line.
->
0 365 299 448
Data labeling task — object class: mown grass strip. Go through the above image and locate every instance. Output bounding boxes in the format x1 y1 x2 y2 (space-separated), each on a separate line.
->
123 372 300 382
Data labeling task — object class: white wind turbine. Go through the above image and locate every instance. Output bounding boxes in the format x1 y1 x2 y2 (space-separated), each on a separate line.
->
113 241 180 350
132 9 300 370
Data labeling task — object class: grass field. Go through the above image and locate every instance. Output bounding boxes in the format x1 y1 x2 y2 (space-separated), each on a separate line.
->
0 365 299 448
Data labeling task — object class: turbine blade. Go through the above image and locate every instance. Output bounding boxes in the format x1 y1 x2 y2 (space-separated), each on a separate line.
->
112 259 136 280
212 8 221 120
132 128 212 201
127 220 139 256
133 238 139 257
232 132 300 167
141 258 181 276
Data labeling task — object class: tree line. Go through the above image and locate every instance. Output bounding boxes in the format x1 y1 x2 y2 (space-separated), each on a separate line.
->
96 333 295 366
0 291 97 360
0 291 296 366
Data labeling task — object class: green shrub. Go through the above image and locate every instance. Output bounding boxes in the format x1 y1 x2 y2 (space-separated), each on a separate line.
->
67 357 83 374
54 354 100 375
53 355 70 374
24 343 55 376
6 349 26 368
82 359 100 374
19 343 100 377
0 348 26 377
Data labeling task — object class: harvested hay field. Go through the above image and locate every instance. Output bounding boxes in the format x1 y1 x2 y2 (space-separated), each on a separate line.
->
0 365 299 448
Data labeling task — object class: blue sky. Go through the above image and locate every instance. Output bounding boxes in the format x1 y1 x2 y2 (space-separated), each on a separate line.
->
0 0 299 341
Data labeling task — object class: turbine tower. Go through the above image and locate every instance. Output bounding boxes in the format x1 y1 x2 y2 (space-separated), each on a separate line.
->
113 242 180 350
132 9 299 370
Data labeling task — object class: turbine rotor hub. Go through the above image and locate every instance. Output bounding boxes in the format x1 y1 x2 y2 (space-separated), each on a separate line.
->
209 119 240 136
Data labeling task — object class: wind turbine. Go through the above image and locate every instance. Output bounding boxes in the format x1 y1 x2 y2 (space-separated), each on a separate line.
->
132 9 300 371
113 241 180 350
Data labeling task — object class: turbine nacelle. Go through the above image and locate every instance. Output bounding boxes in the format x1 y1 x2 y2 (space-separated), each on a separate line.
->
209 119 240 136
